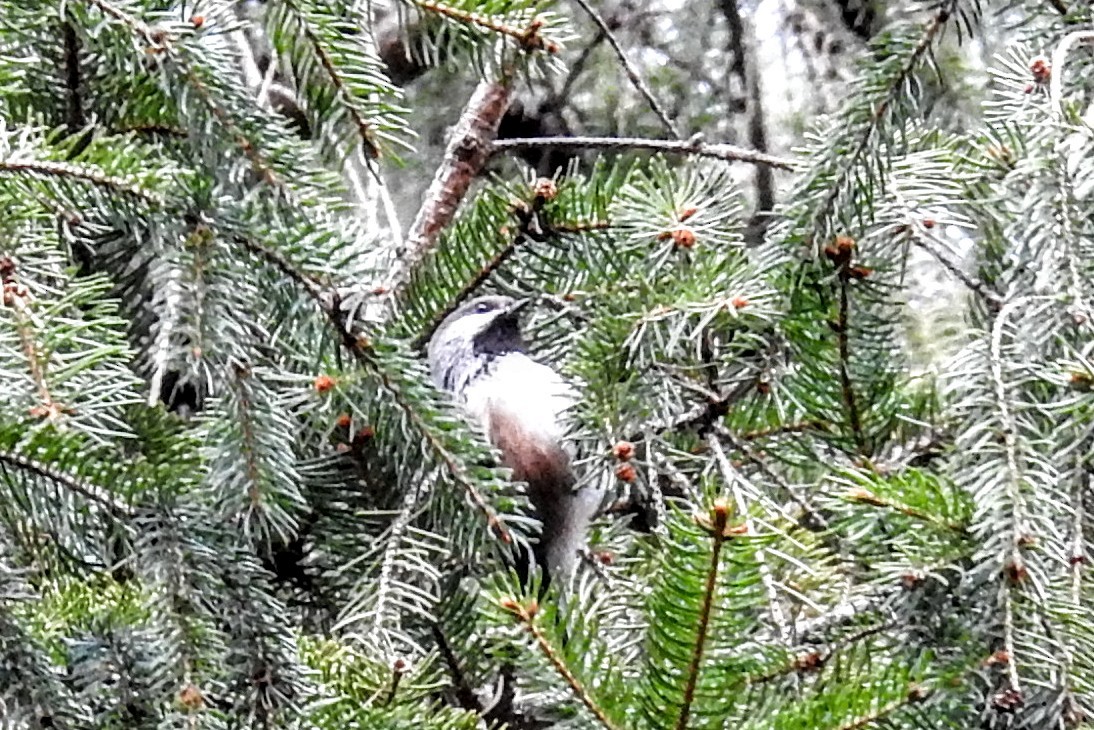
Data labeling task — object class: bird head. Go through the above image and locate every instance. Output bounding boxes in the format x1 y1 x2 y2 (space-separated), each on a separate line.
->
427 295 529 391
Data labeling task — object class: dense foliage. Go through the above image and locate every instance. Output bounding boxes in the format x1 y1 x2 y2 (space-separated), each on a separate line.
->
2 0 1094 728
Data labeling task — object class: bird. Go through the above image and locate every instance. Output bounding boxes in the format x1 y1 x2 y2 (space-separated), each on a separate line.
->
427 295 598 584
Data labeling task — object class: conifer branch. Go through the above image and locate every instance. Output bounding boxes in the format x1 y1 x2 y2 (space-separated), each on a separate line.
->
708 434 790 642
811 6 951 230
836 260 866 453
0 160 165 206
500 598 620 730
989 296 1034 698
676 500 731 730
492 135 795 169
906 223 1000 308
570 0 680 138
395 79 513 297
278 0 382 159
835 685 930 730
234 234 513 544
409 189 552 351
413 1 560 52
0 450 132 515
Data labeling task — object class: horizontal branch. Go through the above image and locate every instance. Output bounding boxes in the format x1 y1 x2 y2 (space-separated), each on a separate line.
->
492 136 795 170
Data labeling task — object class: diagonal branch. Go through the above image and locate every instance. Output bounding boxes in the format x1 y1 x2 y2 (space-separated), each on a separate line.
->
393 79 513 297
500 598 620 730
0 450 133 515
570 0 680 138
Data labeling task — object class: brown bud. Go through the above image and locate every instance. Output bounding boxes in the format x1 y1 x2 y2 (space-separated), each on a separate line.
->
612 441 635 461
1015 532 1037 548
1029 55 1051 84
335 413 352 429
190 15 204 28
849 265 873 279
677 204 698 221
922 217 936 229
178 684 204 711
392 658 407 673
614 463 637 483
907 684 928 702
900 571 923 590
0 256 15 279
983 649 1011 667
670 226 696 249
533 177 558 202
313 375 335 393
992 687 1024 711
1004 556 1028 584
594 550 615 565
354 426 376 445
730 296 749 309
793 651 824 671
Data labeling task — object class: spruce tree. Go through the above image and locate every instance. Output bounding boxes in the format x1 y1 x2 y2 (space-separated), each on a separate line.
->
1 1 1093 728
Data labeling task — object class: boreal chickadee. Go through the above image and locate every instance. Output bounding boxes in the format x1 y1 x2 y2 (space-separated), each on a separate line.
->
427 295 598 582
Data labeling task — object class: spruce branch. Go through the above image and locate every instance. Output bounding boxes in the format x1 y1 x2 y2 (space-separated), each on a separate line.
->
570 0 680 138
492 135 795 170
413 0 561 52
989 296 1035 698
408 190 547 351
835 255 866 453
676 500 733 730
394 79 513 298
0 160 165 206
62 21 85 137
1049 31 1094 118
277 0 384 159
835 686 930 730
708 434 790 643
499 598 620 730
0 450 132 515
810 5 953 232
906 222 1000 308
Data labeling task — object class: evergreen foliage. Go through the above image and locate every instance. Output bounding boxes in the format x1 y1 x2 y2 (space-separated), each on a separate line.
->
2 0 1094 728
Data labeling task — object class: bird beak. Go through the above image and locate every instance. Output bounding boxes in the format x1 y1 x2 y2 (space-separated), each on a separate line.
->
503 299 531 318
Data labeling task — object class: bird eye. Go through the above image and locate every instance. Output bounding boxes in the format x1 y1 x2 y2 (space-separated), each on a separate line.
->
474 302 492 313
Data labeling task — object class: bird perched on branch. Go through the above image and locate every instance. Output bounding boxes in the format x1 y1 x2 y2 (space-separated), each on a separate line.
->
427 295 598 583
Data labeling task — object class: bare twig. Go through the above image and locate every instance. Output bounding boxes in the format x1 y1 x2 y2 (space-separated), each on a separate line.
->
570 0 680 138
493 135 795 170
907 224 1000 308
394 80 513 296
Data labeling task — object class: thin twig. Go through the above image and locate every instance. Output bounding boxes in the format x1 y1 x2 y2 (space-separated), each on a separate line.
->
394 80 513 298
570 0 680 138
907 224 1000 308
811 7 951 232
492 135 794 170
502 600 620 730
431 625 483 713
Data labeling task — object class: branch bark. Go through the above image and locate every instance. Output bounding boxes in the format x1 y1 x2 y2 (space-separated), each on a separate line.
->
392 79 513 295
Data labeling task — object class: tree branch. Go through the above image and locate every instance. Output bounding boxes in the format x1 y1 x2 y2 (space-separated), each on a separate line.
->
394 79 513 295
492 135 795 169
570 0 680 138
